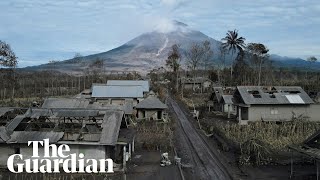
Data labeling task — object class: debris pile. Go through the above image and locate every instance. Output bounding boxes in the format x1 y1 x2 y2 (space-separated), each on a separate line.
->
160 152 171 167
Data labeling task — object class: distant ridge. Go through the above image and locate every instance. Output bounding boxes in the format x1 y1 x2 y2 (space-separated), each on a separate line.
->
24 20 320 73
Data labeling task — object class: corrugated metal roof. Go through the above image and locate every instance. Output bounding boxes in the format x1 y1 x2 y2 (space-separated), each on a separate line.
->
123 99 133 114
0 126 10 142
213 87 224 103
42 98 89 108
99 110 124 145
51 109 100 118
61 133 101 142
86 102 122 110
222 95 233 104
0 108 13 117
7 131 64 143
236 86 314 105
25 108 53 119
135 96 168 109
92 85 144 98
6 115 26 131
107 80 149 92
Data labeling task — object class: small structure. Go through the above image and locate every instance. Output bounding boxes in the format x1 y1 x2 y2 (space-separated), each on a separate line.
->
233 86 320 124
221 95 236 118
76 89 92 99
211 87 224 111
180 77 212 92
289 130 320 179
135 96 168 120
209 87 236 117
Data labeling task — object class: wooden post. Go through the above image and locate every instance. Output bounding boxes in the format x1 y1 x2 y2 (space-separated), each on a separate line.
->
317 160 319 180
238 107 242 122
132 137 135 153
123 146 127 170
227 104 231 119
290 149 293 179
129 143 132 160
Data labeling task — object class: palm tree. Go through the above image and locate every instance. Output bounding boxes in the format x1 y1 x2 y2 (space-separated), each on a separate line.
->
306 56 318 80
221 30 246 81
221 29 246 55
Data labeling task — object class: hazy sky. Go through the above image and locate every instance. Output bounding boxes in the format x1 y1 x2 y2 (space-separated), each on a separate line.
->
1 0 319 67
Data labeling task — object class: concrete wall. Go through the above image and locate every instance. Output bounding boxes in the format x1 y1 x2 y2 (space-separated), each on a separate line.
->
239 104 320 122
137 109 163 120
97 98 140 106
222 104 236 115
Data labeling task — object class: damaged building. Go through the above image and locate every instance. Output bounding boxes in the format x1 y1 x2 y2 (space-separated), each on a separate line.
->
135 96 168 120
0 100 135 171
233 86 320 125
180 77 213 92
209 87 236 117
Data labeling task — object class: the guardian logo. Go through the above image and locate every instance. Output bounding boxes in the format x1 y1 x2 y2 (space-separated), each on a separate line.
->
7 139 114 173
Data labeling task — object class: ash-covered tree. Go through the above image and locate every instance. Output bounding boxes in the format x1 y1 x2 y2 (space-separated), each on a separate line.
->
186 41 213 78
166 44 181 91
88 58 105 83
247 43 269 86
307 56 318 63
0 40 18 99
232 51 250 85
201 40 213 71
306 56 318 80
0 41 18 67
72 53 83 64
217 45 227 84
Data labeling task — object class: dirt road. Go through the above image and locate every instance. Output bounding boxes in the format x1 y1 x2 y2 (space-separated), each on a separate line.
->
168 96 232 180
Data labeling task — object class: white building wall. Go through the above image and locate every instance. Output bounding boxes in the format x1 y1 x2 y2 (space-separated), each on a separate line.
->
244 104 319 122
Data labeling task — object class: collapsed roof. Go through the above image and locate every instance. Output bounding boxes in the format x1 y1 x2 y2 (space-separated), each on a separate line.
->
0 108 125 146
42 98 90 109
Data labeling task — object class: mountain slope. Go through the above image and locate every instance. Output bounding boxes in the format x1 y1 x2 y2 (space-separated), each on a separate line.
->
26 21 224 72
25 21 320 73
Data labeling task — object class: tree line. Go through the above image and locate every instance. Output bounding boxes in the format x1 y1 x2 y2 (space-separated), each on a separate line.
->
162 29 319 92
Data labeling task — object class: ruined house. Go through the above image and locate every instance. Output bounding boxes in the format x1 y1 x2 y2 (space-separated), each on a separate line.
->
135 96 168 120
289 130 320 179
233 86 320 125
0 106 135 171
209 87 236 117
180 77 212 92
